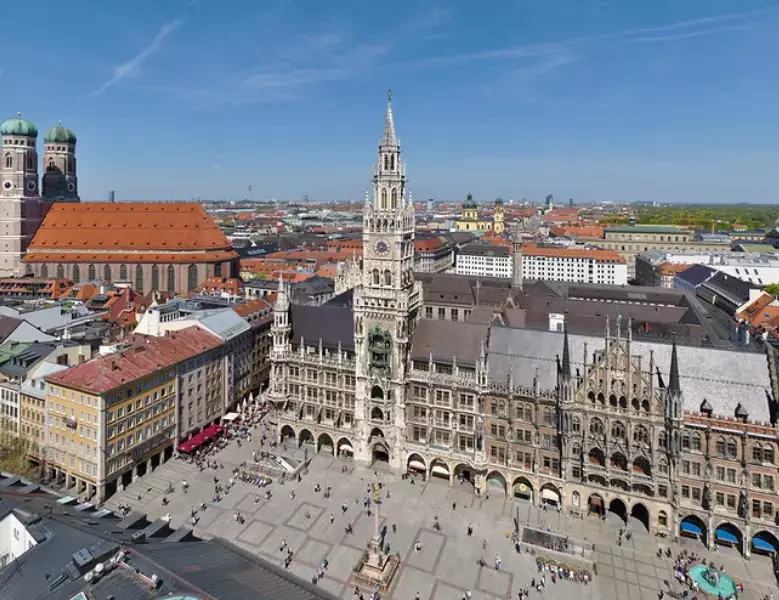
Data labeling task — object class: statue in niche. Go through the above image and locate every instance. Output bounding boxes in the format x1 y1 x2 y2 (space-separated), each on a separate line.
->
368 324 392 375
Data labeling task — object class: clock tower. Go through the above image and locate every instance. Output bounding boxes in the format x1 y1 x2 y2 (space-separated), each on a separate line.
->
352 91 421 471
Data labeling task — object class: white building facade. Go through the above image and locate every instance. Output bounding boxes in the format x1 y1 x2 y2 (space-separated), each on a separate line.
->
455 244 512 278
522 247 628 285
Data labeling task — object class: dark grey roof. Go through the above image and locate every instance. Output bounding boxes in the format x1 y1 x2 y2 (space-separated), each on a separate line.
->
290 304 354 350
141 538 339 600
459 243 510 257
702 271 752 302
675 264 716 286
410 319 488 365
0 315 22 343
487 325 773 422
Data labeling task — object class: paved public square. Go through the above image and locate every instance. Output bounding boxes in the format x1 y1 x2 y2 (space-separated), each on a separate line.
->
106 430 779 600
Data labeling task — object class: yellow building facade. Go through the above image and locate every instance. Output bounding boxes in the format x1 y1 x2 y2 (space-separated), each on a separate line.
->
455 195 505 234
45 327 224 502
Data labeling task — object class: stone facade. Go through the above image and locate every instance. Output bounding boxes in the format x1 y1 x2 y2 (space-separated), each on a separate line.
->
266 94 779 557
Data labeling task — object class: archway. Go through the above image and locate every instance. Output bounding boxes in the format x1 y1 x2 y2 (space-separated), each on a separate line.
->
680 515 707 543
540 483 561 507
588 493 604 516
512 476 533 502
318 433 334 455
609 498 628 522
371 385 384 399
370 427 384 439
610 452 627 471
280 425 295 442
407 453 426 475
632 456 651 477
588 447 605 467
337 437 353 459
453 463 473 485
715 522 743 553
298 429 314 448
752 530 779 555
630 503 650 532
372 441 390 464
371 406 384 421
430 459 450 481
486 470 507 495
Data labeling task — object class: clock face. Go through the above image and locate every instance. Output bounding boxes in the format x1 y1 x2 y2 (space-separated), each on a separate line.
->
375 240 389 255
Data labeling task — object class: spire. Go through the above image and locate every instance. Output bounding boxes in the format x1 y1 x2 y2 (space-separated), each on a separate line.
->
381 89 397 147
562 324 571 377
277 271 284 292
669 337 681 395
364 188 370 204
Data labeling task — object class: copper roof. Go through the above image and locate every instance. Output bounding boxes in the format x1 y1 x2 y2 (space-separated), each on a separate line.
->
45 326 223 394
25 203 237 261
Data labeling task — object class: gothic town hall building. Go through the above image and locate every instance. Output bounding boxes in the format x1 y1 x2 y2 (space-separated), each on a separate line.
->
267 94 779 558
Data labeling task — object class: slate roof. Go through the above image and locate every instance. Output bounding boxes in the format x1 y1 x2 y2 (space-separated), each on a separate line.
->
0 315 22 343
0 487 339 600
487 325 773 422
290 304 354 351
410 319 488 366
675 264 716 287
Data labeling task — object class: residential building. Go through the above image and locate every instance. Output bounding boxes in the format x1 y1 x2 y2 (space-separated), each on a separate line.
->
44 326 223 502
455 243 512 278
19 361 68 464
521 244 627 285
590 225 730 276
267 95 779 555
0 342 56 435
23 202 239 294
637 250 779 288
0 277 74 300
414 235 453 273
233 298 274 396
673 264 716 295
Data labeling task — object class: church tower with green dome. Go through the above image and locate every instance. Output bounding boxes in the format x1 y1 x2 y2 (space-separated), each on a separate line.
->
42 121 79 202
0 113 46 276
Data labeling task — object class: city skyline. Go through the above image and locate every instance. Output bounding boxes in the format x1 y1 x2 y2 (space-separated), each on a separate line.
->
3 0 778 203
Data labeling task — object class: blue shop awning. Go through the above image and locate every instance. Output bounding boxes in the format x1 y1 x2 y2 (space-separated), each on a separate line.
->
716 528 739 544
681 521 702 536
752 537 777 553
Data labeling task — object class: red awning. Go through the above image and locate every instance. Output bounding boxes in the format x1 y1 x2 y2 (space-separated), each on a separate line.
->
202 424 223 438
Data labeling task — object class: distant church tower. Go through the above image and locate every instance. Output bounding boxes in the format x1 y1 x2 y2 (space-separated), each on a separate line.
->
352 91 421 471
0 113 45 277
42 121 79 202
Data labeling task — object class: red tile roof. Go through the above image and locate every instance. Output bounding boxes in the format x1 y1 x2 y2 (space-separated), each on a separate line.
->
45 326 224 394
24 203 238 264
523 243 625 263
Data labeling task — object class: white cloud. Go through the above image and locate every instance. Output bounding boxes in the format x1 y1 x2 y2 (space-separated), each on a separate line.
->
90 18 182 97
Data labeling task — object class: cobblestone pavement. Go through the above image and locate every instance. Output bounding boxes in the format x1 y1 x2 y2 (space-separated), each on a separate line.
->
107 433 779 600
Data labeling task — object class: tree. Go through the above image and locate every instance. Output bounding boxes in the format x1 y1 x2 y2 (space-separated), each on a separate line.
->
765 283 779 297
0 416 40 480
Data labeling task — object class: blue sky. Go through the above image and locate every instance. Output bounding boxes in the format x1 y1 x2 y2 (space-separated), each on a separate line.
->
3 0 779 203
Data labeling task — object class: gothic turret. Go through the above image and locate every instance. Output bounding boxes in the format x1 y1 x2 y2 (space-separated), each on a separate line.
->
268 274 291 406
511 223 523 289
42 121 79 202
559 325 573 404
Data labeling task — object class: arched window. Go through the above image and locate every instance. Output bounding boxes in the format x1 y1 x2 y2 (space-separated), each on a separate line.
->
716 437 726 457
381 188 388 210
589 418 604 436
611 422 625 441
41 264 48 278
641 399 650 414
46 159 56 172
214 262 222 278
572 416 581 433
659 431 667 449
56 264 64 279
390 154 395 171
658 510 668 527
187 265 198 292
4 153 11 169
587 391 595 404
72 264 80 283
167 265 176 292
691 432 702 451
384 270 391 286
633 425 649 445
682 432 690 450
119 264 128 280
609 394 617 408
135 265 144 293
658 458 669 474
88 264 96 280
726 438 738 459
383 155 389 171
391 188 397 209
765 446 776 464
572 443 581 456
373 269 380 285
103 265 112 282
572 491 581 507
632 397 640 411
151 265 159 290
26 155 32 170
